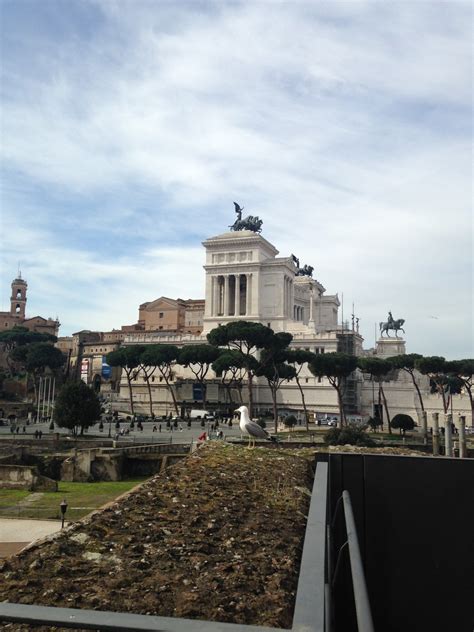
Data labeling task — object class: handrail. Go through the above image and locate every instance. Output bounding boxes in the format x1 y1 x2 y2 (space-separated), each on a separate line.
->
329 490 374 632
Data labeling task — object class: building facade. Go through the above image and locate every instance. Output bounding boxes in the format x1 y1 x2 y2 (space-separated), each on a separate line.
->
118 228 364 419
0 275 60 337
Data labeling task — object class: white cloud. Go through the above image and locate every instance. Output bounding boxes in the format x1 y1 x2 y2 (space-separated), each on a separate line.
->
0 0 471 357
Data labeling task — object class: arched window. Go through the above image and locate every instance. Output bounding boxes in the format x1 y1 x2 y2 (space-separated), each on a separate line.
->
15 304 21 314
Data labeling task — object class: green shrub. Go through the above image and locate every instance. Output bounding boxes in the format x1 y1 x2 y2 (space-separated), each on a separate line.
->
391 414 415 435
284 414 297 428
324 423 376 447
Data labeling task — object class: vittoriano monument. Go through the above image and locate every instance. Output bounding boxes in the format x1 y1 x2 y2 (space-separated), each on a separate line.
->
379 311 405 338
229 202 263 233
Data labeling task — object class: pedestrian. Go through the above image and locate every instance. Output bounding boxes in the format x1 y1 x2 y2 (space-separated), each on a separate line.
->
153 425 157 432
38 430 43 439
23 425 26 433
34 430 39 439
159 424 162 433
16 426 20 434
179 423 183 432
197 431 207 443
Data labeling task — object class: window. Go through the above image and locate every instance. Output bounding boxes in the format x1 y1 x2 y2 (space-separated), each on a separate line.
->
159 326 163 330
159 312 164 318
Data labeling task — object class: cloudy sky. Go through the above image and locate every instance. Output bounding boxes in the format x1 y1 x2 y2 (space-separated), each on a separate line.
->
0 0 472 358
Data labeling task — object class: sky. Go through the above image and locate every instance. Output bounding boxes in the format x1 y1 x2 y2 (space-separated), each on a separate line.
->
0 0 472 359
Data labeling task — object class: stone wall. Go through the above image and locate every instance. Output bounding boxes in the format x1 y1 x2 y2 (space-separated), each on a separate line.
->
0 464 57 491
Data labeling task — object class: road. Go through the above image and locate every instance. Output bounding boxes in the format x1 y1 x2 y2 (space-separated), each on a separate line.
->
0 418 249 445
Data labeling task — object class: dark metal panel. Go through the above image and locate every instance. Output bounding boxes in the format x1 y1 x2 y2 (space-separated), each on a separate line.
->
363 455 474 632
328 453 361 632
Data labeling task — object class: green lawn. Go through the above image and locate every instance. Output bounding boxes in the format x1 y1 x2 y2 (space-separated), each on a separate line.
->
0 478 147 521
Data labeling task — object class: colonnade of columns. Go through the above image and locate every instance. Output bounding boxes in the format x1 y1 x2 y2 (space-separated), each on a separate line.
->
211 273 252 317
294 305 305 321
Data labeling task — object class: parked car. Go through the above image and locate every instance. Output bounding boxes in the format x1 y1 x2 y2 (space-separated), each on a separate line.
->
328 420 337 427
189 409 212 420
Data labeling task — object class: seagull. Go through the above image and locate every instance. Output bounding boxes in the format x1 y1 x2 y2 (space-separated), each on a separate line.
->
235 405 275 449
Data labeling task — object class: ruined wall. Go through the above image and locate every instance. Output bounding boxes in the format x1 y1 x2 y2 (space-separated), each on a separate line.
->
0 464 57 491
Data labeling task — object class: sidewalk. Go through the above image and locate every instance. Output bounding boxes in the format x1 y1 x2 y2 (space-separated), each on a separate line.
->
0 518 62 558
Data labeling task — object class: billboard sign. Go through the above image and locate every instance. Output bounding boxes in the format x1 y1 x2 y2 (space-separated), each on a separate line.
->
192 383 203 401
101 357 112 379
80 358 89 383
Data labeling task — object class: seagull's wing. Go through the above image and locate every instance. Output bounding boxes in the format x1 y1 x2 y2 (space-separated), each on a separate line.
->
244 420 270 439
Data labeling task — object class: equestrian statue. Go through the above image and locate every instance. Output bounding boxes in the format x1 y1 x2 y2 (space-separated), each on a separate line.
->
229 202 263 233
379 311 405 338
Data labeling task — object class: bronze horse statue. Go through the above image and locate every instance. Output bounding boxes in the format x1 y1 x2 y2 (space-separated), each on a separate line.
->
229 202 263 233
379 318 405 338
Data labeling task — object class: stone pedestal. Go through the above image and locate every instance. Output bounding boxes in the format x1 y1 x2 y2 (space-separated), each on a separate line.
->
375 337 406 358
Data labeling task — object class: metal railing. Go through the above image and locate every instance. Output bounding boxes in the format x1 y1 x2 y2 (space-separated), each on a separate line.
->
328 490 374 632
0 464 329 632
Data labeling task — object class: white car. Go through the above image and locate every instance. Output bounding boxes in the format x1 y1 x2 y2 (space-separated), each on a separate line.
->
328 420 337 427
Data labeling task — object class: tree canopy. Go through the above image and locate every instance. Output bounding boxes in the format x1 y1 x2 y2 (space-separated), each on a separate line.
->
255 331 295 430
357 356 394 432
0 326 57 350
207 321 275 417
391 413 415 435
309 353 357 425
179 344 221 408
54 380 101 435
106 346 145 416
140 345 181 415
286 349 315 430
11 342 65 374
207 321 274 354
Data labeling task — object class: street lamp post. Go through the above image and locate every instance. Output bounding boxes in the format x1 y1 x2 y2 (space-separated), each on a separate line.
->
60 499 68 528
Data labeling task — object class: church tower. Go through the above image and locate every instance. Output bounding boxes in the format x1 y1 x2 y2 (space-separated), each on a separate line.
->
10 275 27 319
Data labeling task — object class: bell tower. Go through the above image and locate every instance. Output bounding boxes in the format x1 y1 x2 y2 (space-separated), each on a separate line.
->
10 275 28 319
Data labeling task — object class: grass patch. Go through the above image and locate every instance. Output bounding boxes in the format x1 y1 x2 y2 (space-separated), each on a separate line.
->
0 478 148 521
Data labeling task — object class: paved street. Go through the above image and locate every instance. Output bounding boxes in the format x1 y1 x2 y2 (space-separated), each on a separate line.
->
0 518 62 558
0 418 249 445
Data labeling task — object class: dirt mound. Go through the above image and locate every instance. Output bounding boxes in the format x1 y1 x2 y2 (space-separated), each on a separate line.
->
0 443 314 629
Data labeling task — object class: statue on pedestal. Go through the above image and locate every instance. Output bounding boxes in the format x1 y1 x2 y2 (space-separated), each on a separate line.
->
229 202 263 233
291 254 314 277
379 311 405 338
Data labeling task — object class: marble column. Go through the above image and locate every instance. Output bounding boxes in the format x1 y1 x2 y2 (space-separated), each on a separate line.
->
246 274 252 315
432 412 439 456
444 413 453 457
309 284 315 324
224 275 230 316
458 415 466 458
236 274 240 315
